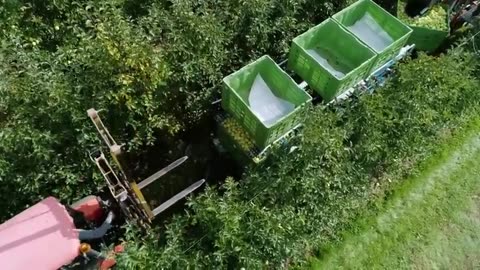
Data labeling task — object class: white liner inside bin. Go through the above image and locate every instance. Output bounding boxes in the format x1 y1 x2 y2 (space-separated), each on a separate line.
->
306 49 346 79
347 12 394 52
248 75 294 127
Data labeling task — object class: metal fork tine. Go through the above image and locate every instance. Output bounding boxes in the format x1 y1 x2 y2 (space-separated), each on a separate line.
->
137 156 189 190
152 179 205 216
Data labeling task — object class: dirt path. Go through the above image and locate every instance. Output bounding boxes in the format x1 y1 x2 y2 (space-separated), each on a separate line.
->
312 128 480 269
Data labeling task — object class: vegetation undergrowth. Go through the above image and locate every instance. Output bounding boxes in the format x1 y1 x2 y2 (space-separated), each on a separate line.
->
311 117 480 269
116 47 480 269
0 0 348 220
1 1 479 269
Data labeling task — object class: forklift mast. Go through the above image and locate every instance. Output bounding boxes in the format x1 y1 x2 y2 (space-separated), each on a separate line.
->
86 108 205 230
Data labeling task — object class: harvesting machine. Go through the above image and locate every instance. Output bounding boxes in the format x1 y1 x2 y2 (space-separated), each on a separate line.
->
0 109 205 270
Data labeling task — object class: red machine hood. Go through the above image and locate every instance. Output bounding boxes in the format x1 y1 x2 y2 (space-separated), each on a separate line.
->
0 197 80 270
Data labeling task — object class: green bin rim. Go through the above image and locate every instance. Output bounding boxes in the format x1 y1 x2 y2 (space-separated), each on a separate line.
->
336 0 414 32
333 0 413 51
222 55 313 129
292 18 378 79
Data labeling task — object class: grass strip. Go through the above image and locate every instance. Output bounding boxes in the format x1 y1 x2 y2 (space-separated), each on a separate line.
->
312 118 480 269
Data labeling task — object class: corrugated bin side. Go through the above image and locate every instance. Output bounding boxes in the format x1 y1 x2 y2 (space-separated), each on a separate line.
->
288 18 378 101
222 55 312 148
333 0 413 70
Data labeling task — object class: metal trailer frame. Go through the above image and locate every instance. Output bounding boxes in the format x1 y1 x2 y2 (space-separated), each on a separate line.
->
86 108 205 229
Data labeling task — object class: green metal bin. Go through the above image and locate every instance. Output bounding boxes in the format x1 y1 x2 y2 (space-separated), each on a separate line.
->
333 0 413 71
222 55 312 149
397 1 450 52
288 18 378 102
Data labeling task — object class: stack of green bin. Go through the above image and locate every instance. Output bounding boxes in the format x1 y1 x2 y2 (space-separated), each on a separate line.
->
288 18 378 102
397 1 450 52
333 0 413 71
222 55 312 149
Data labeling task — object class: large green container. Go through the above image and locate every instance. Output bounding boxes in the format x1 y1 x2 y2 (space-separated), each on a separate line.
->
397 1 450 52
222 55 312 149
333 0 413 71
288 18 378 102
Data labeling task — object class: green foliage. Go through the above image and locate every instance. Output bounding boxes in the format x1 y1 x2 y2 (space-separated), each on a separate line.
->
398 3 448 31
137 0 345 123
312 117 480 269
116 50 480 269
3 0 478 268
0 1 176 219
0 0 349 221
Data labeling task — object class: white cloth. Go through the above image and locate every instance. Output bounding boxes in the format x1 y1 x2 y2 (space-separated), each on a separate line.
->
347 12 394 52
248 75 295 127
307 49 346 79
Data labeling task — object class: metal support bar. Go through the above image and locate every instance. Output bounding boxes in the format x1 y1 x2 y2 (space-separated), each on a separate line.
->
255 123 302 157
326 87 357 106
278 59 288 67
211 99 222 105
152 179 205 216
87 108 117 149
130 182 155 219
90 150 129 200
298 81 308 89
396 44 416 61
137 156 189 190
87 108 130 180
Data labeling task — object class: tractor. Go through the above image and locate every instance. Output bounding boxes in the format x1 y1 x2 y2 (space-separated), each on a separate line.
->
0 108 205 270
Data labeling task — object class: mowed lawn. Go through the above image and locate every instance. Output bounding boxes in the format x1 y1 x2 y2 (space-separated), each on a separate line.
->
312 123 480 270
